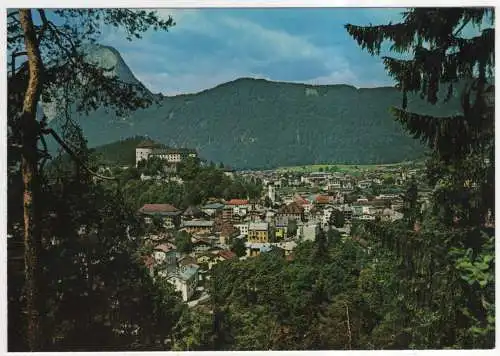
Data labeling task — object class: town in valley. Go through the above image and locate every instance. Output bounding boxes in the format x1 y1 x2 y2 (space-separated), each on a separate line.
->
119 139 427 306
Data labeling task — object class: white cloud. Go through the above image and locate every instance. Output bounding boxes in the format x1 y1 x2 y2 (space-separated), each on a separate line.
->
220 17 322 60
99 9 397 95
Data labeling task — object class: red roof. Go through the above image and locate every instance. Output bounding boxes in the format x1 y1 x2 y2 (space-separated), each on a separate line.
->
315 195 331 204
218 250 237 260
227 199 249 206
143 255 155 269
294 195 310 205
154 243 176 253
139 204 179 213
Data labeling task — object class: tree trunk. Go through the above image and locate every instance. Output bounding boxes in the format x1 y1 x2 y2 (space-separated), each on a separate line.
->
19 9 44 351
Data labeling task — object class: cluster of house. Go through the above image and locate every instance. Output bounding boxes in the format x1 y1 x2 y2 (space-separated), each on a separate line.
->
137 186 413 302
132 142 426 302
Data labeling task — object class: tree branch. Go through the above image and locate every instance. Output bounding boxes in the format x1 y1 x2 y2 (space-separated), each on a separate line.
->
37 10 78 66
453 18 471 37
9 51 28 75
38 128 50 172
345 302 352 350
7 10 19 19
36 9 50 44
41 128 117 181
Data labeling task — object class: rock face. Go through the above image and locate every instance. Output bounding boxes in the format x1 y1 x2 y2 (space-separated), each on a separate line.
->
84 44 144 86
41 44 149 122
44 45 463 169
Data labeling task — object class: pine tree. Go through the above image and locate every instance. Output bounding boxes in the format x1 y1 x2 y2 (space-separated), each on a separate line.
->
400 179 420 229
346 8 495 348
8 9 174 350
346 8 494 229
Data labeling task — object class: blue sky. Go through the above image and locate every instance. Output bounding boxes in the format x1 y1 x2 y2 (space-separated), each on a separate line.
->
97 8 412 95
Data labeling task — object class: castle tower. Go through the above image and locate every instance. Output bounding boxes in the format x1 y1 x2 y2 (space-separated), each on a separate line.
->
135 140 156 167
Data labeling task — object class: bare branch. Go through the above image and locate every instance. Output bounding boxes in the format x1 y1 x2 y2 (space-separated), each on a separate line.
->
454 18 471 37
38 127 50 172
10 51 28 75
7 10 19 19
345 302 352 350
36 9 50 44
42 128 117 181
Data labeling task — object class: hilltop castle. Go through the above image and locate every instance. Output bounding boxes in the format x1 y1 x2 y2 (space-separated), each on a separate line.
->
135 140 197 167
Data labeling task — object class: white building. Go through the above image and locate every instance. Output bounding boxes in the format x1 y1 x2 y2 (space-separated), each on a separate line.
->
234 223 249 236
136 146 153 166
265 210 275 223
322 207 335 227
135 142 197 167
357 180 372 189
167 264 200 302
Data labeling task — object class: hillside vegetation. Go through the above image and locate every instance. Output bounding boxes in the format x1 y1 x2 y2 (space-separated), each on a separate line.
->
46 47 463 169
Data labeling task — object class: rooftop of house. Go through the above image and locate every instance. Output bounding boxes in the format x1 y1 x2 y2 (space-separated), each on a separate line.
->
179 256 197 266
154 243 176 253
139 204 180 215
150 147 197 155
245 242 272 251
178 263 200 281
315 195 331 204
218 250 237 260
192 237 213 245
248 222 269 231
143 255 155 269
226 199 249 206
278 202 304 215
202 202 225 210
293 194 310 205
182 220 214 228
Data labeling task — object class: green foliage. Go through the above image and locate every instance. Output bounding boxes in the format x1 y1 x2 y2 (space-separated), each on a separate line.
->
175 231 192 254
172 309 215 351
177 157 202 181
287 219 298 238
137 156 166 176
117 162 262 211
230 238 246 258
330 209 345 228
401 179 421 228
346 8 495 348
8 8 181 352
327 229 342 245
8 162 185 350
92 136 151 166
208 236 386 350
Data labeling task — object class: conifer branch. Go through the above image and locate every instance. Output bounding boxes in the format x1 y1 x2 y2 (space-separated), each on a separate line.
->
453 18 471 37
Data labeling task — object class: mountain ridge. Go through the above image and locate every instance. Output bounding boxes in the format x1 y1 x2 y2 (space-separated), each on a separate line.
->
45 45 463 169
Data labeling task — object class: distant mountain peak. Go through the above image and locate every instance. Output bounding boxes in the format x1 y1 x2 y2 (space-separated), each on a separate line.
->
41 43 152 122
83 44 145 88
